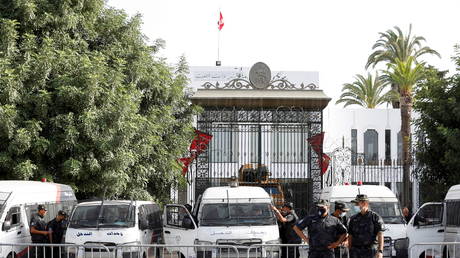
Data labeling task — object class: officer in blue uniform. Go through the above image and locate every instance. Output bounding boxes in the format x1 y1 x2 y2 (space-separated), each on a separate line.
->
293 200 347 258
348 194 385 258
273 202 301 258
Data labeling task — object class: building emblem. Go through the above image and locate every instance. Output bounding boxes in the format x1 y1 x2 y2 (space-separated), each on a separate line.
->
249 62 271 89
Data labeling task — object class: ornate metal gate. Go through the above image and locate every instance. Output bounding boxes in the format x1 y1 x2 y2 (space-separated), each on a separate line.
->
186 63 330 215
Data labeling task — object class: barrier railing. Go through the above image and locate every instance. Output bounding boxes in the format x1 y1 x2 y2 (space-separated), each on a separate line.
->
409 242 460 258
0 243 110 258
4 242 458 258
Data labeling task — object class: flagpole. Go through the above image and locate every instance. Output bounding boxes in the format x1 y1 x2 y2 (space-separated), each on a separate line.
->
217 29 220 62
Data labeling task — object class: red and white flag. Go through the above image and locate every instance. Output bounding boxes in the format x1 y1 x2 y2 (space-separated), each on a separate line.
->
217 12 224 31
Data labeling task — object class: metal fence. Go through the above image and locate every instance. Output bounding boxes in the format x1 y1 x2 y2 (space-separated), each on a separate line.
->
0 242 420 258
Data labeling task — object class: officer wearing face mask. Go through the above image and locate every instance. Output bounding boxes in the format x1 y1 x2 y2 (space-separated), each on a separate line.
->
348 194 385 258
293 200 347 258
332 202 350 258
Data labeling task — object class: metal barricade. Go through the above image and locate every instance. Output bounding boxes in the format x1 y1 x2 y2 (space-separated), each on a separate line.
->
409 242 460 258
0 243 110 258
115 244 240 258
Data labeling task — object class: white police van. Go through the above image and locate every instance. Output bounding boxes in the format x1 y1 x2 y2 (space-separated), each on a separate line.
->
0 180 77 257
404 184 460 258
320 183 406 257
65 200 162 258
164 184 280 258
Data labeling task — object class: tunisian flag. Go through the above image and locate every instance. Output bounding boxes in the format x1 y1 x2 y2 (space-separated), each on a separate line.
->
179 130 213 176
218 12 224 30
307 132 331 175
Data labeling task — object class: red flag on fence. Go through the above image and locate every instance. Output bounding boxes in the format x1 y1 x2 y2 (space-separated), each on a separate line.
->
307 132 324 154
190 130 213 154
307 132 330 175
179 130 213 176
321 153 331 175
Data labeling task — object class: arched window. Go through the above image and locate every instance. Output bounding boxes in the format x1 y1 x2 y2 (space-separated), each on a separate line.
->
364 129 378 165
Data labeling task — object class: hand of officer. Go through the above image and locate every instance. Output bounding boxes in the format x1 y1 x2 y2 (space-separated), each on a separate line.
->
375 252 383 258
327 241 339 249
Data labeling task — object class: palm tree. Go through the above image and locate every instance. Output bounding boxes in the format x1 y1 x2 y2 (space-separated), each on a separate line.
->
367 25 439 208
336 73 393 108
366 25 440 108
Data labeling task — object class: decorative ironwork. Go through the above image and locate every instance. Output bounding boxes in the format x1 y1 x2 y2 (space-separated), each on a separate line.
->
201 74 318 90
330 147 352 186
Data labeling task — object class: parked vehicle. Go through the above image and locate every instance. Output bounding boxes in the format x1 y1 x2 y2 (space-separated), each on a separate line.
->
403 184 460 258
65 200 162 258
0 180 77 257
163 184 280 258
320 183 406 257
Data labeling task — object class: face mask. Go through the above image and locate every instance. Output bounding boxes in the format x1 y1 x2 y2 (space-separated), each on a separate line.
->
318 207 327 216
352 206 360 213
340 212 346 217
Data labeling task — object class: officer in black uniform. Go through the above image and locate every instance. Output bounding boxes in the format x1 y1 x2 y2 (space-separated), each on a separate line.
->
348 194 385 258
293 200 347 258
29 204 50 258
332 201 350 258
272 202 301 258
47 210 67 243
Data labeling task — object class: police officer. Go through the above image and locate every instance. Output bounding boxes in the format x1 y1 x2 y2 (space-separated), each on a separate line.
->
30 205 50 258
47 210 67 257
272 203 301 258
348 194 385 258
332 201 350 258
293 200 347 258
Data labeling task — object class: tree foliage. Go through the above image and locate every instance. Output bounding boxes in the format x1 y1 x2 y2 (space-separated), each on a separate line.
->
0 0 197 202
336 72 393 108
414 50 460 199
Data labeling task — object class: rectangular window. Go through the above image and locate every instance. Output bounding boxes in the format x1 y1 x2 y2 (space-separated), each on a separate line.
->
385 129 391 165
271 126 306 163
351 129 357 165
209 125 239 163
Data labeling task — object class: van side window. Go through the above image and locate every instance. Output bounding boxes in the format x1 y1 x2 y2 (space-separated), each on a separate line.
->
166 206 189 228
4 207 21 228
416 203 443 226
446 200 460 227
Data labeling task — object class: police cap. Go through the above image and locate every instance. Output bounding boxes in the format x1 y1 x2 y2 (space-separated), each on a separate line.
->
351 194 369 203
315 199 329 207
334 201 350 211
37 204 47 211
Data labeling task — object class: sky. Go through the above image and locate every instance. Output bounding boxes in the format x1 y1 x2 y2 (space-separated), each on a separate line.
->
107 0 460 103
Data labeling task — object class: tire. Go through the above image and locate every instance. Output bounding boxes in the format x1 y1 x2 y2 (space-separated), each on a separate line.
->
7 252 16 258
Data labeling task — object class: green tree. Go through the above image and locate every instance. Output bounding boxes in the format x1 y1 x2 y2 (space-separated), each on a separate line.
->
366 25 439 208
414 53 460 201
0 0 197 202
336 72 392 108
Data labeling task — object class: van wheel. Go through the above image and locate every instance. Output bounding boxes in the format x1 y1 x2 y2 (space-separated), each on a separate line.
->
7 252 16 258
180 253 186 258
442 246 448 258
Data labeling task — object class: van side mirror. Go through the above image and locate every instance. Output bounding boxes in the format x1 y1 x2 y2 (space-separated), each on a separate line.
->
2 221 11 231
182 217 195 230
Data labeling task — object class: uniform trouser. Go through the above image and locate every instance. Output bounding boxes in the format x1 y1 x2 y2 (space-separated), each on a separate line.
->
349 247 376 258
308 249 335 258
334 246 349 258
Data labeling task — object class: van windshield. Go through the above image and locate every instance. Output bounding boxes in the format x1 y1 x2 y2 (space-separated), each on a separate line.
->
200 203 276 226
346 202 405 224
69 204 135 228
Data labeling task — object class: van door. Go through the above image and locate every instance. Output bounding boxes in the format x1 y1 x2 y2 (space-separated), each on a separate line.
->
406 202 443 257
164 205 196 245
1 206 27 254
